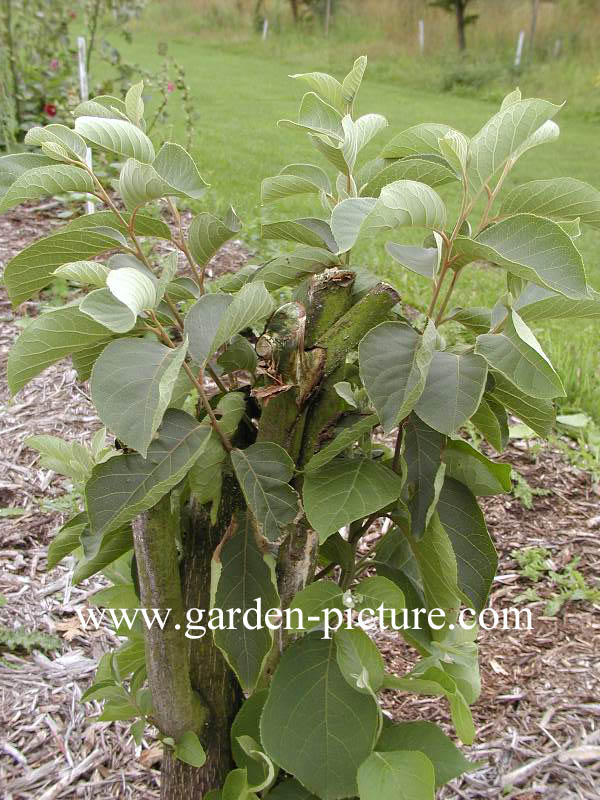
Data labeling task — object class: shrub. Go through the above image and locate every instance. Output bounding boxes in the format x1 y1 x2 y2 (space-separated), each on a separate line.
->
2 58 600 799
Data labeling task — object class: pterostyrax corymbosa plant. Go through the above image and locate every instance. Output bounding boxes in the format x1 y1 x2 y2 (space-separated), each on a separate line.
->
2 58 600 800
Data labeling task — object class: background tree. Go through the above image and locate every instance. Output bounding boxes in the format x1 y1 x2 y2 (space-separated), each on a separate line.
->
429 0 479 50
3 57 600 800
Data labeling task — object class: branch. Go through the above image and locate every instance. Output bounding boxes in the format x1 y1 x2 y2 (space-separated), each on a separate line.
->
132 494 206 740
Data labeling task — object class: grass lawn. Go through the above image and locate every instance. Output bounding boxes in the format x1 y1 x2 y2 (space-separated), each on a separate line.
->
110 30 600 419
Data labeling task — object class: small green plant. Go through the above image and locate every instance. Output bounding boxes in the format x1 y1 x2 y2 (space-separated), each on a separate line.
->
0 625 62 654
510 468 550 509
513 547 600 616
3 57 600 799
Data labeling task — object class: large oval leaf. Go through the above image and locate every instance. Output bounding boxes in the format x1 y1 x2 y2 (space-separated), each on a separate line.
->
90 338 188 457
0 164 94 213
359 321 436 433
454 214 588 300
261 633 379 800
500 177 600 229
415 351 487 435
74 116 155 162
303 457 403 542
85 409 212 537
213 512 279 692
231 443 299 541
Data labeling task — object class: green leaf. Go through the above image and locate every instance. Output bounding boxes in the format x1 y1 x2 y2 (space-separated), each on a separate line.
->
188 393 246 520
335 627 385 693
85 409 212 537
24 124 88 161
357 751 435 800
438 478 498 613
90 338 187 457
455 214 588 299
381 123 452 159
212 282 275 356
231 443 299 541
329 198 377 253
213 512 279 692
490 372 555 436
47 512 87 569
74 116 155 162
289 71 344 113
354 576 405 623
63 210 172 240
188 207 241 266
332 181 446 254
4 228 123 306
279 92 343 140
437 129 469 177
377 720 477 787
468 98 562 192
261 633 379 800
54 260 110 287
415 351 487 435
470 395 509 452
7 306 117 394
303 457 403 542
3 164 93 215
514 283 600 323
500 177 600 229
266 778 319 800
73 523 133 583
125 81 145 128
73 95 127 119
359 321 436 433
232 691 273 787
382 667 475 744
262 218 337 251
442 439 511 495
218 335 258 374
0 152 55 198
306 415 378 472
153 142 208 197
342 55 368 106
119 144 208 209
106 266 156 315
360 157 457 197
262 164 331 204
288 581 345 632
475 310 564 398
254 247 339 291
175 731 206 768
80 289 137 333
385 239 441 280
414 514 462 617
27 434 94 482
403 414 446 539
185 293 233 365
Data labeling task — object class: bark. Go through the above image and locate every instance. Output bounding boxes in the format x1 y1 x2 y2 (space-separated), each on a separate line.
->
132 495 206 742
456 0 467 51
160 478 246 798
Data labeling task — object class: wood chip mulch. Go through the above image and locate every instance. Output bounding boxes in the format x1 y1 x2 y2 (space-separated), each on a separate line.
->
0 208 598 799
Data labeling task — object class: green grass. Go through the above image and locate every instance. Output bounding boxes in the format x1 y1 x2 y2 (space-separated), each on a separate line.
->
95 23 600 421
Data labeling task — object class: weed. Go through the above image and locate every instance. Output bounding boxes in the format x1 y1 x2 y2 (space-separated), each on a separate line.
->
510 469 550 510
0 625 62 654
513 547 600 616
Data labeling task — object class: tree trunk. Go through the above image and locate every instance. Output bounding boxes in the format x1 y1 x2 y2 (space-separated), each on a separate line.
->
290 0 299 22
456 0 467 51
160 478 245 799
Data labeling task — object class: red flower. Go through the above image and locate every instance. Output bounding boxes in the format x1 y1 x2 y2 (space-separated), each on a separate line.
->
50 58 59 70
167 82 175 93
44 103 57 117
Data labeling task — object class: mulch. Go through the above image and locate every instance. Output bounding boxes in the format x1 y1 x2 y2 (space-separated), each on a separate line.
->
0 207 598 799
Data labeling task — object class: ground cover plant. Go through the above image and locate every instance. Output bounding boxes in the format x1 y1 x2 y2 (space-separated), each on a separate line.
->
2 57 600 799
